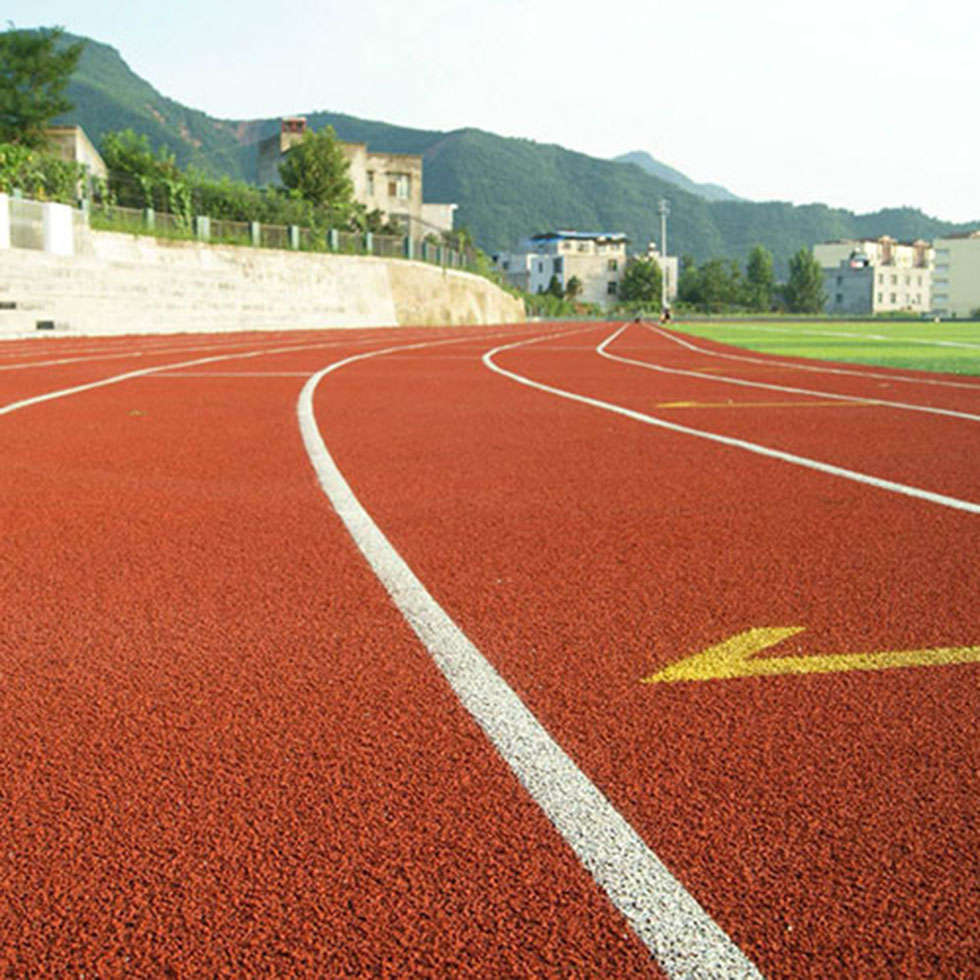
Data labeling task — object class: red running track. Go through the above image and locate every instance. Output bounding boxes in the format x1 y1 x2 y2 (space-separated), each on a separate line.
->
1 321 977 976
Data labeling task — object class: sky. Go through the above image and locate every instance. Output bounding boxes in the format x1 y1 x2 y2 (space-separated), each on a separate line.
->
14 0 980 222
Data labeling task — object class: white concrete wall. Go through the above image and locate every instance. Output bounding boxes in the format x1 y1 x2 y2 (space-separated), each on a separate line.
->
42 203 74 256
0 230 525 337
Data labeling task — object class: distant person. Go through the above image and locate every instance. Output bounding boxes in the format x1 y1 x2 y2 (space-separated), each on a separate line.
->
660 306 672 325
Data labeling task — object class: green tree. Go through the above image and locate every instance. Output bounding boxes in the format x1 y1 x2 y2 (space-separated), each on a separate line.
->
677 254 700 305
0 27 85 147
545 274 564 298
278 125 354 214
744 244 774 311
618 257 662 307
697 258 741 312
784 248 826 313
0 140 83 202
564 274 583 301
101 129 191 220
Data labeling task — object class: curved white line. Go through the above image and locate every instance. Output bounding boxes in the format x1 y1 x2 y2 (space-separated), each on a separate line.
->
483 328 980 516
297 330 761 979
652 325 980 391
598 327 980 423
0 334 451 417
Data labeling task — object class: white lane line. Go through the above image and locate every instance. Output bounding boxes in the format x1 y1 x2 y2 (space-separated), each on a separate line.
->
658 326 980 391
151 371 316 378
0 337 288 371
484 328 980 516
0 326 554 418
598 327 980 423
297 331 762 980
0 336 437 417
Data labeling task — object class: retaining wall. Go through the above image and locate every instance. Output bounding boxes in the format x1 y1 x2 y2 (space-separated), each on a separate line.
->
0 227 525 337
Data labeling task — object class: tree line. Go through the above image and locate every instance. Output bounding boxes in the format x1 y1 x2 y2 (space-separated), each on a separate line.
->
533 244 825 317
675 246 825 314
612 245 824 315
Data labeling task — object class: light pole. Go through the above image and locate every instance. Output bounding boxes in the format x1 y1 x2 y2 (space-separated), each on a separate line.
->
658 198 670 314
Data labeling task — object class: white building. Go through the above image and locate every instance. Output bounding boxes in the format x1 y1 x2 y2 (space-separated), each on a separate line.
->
813 236 932 315
256 118 455 237
494 230 630 308
931 232 980 318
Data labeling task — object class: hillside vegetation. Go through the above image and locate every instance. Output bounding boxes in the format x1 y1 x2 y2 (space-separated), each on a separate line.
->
51 31 980 274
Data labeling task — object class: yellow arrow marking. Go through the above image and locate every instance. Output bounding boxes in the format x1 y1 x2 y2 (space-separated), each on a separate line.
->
642 627 980 684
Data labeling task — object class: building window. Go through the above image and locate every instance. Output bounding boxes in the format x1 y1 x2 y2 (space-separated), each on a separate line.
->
890 293 896 303
388 173 410 199
553 257 563 274
836 293 843 304
538 262 544 273
891 274 897 284
877 273 884 284
366 171 375 195
877 292 883 303
607 281 618 295
608 259 618 271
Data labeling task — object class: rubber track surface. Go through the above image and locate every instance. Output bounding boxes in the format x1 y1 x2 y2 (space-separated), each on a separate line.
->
2 322 977 976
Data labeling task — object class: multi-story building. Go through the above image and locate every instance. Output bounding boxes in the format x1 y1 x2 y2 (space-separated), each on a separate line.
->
931 232 980 318
494 231 630 308
813 236 932 315
256 118 455 237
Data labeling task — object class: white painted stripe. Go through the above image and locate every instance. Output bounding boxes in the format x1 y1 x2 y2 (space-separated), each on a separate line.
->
0 336 422 416
484 328 980 516
659 325 980 390
151 371 315 378
0 327 549 418
297 332 762 980
0 333 409 373
598 327 980 423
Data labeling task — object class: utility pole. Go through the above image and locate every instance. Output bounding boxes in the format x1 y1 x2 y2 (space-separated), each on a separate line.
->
658 198 670 313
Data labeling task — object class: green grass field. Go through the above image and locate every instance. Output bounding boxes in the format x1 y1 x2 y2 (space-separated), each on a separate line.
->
669 320 980 376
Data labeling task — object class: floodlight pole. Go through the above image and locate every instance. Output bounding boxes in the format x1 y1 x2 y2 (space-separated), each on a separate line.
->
658 198 670 313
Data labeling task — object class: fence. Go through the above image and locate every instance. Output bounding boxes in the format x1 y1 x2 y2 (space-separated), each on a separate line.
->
85 202 478 271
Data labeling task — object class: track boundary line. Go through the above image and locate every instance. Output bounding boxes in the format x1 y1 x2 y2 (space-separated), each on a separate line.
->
652 325 980 390
598 326 980 423
483 327 980 516
0 328 541 417
0 339 386 417
298 327 762 980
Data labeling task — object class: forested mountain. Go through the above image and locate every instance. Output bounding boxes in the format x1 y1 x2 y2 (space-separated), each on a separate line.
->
50 31 979 274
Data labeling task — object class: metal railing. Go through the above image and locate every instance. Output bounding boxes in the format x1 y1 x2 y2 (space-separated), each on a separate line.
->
85 202 478 271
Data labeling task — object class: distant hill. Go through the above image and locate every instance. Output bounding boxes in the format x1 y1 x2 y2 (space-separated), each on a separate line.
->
613 151 742 202
48 30 980 275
